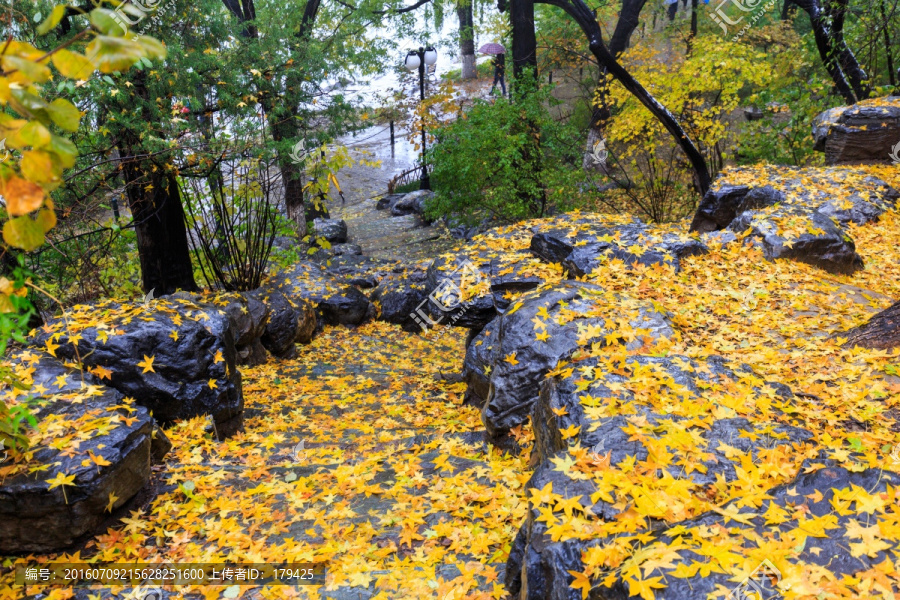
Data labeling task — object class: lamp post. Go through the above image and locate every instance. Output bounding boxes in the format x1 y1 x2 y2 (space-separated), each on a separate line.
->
404 46 437 191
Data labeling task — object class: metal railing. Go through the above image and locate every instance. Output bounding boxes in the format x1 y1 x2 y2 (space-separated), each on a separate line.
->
387 164 432 194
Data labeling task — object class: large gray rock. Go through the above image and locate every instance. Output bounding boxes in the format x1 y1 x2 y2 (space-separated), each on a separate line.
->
422 249 553 331
530 213 707 275
32 298 244 439
313 218 348 244
691 170 897 233
319 286 370 326
480 282 674 439
371 270 429 332
0 354 157 553
461 319 499 408
507 354 818 600
176 291 270 366
390 189 434 216
690 184 784 233
375 193 405 211
268 261 371 327
250 287 316 358
690 166 897 274
574 460 900 600
729 207 864 275
812 96 900 164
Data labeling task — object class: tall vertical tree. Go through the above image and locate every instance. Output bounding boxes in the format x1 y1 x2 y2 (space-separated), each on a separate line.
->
789 0 865 103
458 1 477 78
509 0 538 81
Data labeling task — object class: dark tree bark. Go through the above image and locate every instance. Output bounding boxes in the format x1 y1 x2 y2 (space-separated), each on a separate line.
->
841 300 900 350
538 0 712 194
881 1 896 87
510 0 538 82
690 0 698 40
782 0 797 20
458 1 476 79
825 0 871 99
608 0 648 56
117 72 197 295
121 166 199 295
790 0 858 104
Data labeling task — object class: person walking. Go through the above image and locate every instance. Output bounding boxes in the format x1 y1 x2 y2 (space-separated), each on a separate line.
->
491 53 506 97
666 0 678 21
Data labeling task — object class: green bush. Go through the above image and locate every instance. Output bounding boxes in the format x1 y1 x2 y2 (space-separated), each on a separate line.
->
426 77 583 225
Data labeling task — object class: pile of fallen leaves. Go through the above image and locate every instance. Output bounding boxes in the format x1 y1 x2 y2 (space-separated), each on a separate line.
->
1 164 899 600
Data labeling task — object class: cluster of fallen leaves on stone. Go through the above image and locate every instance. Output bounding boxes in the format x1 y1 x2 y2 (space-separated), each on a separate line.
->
1 164 900 600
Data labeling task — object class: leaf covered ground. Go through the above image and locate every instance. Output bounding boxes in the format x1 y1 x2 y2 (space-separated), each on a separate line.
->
2 165 900 599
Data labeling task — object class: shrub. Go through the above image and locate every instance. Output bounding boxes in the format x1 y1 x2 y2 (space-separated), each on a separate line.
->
426 77 583 225
181 160 278 292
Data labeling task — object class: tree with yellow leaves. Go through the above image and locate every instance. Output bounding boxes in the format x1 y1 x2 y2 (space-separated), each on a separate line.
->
0 2 163 457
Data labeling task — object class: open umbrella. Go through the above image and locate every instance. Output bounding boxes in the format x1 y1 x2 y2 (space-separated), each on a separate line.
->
478 43 506 55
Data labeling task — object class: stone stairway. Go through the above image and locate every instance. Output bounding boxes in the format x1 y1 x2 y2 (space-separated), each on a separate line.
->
84 322 528 600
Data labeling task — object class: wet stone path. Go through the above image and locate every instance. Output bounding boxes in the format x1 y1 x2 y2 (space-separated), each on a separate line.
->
123 323 528 600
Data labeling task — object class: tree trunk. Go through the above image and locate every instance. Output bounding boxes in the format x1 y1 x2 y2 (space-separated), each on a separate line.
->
841 300 900 350
781 0 796 19
608 0 647 56
539 0 711 194
826 0 870 99
120 160 198 295
118 71 197 296
881 1 896 87
510 0 538 82
458 1 476 79
690 0 698 40
791 0 858 104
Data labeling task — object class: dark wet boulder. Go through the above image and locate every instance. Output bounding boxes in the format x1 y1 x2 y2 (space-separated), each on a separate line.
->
589 460 900 600
371 277 428 332
391 190 434 216
729 208 864 275
690 184 783 233
32 298 244 439
313 218 348 244
330 243 363 256
507 354 818 600
532 354 808 469
530 213 707 275
319 286 370 326
691 167 897 233
812 96 900 165
840 299 900 350
323 254 397 289
461 319 499 408
422 249 557 331
267 262 371 327
251 287 316 358
171 291 270 366
0 353 157 553
480 281 674 439
375 193 405 211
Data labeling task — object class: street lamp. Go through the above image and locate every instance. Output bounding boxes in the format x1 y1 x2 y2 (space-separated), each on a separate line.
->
404 46 437 191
